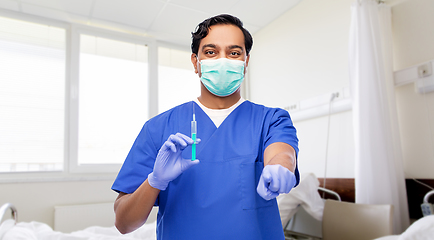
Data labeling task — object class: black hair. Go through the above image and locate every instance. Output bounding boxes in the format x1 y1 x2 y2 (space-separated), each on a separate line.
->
191 14 253 56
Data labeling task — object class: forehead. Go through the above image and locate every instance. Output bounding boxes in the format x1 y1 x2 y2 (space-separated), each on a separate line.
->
200 24 245 49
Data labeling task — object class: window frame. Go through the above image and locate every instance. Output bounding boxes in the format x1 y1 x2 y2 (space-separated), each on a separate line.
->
68 25 157 173
0 9 159 182
0 10 69 182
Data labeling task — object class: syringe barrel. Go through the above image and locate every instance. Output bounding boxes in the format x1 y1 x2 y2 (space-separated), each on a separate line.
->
191 121 197 134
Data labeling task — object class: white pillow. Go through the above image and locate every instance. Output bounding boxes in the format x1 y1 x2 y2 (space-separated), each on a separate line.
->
0 219 15 239
374 236 400 240
399 215 434 240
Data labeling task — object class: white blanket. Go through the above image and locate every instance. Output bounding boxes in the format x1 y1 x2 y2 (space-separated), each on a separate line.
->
0 219 156 240
374 215 434 240
277 172 324 227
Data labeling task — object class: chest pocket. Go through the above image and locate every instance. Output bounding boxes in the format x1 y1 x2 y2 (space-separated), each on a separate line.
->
240 161 275 210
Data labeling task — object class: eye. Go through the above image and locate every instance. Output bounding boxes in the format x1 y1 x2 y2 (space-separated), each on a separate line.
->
205 50 216 55
229 51 241 58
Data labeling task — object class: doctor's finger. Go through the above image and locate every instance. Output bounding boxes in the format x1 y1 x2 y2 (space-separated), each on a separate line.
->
257 176 277 200
266 190 279 200
268 175 281 192
262 188 278 201
181 158 200 172
256 178 268 199
175 133 194 145
280 171 296 194
169 134 189 149
279 178 291 194
163 140 177 152
261 167 273 183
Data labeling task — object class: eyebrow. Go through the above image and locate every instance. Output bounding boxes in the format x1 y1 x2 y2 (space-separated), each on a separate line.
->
201 44 244 53
227 45 244 52
201 44 217 51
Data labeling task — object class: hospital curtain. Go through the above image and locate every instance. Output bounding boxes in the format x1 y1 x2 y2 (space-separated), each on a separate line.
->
349 0 410 234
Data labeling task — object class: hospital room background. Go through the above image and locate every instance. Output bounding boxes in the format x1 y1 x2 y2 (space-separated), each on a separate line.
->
1 0 434 238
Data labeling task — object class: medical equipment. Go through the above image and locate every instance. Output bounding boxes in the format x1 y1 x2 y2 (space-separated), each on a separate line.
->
199 58 245 97
191 104 197 160
421 190 434 216
322 92 338 197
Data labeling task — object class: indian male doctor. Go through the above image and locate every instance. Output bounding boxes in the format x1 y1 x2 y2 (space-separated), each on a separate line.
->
112 14 300 240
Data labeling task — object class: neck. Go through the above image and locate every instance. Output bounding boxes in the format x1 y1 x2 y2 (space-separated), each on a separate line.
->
197 83 241 109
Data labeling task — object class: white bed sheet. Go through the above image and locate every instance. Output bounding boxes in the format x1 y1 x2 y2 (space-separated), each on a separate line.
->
374 215 434 240
0 219 156 240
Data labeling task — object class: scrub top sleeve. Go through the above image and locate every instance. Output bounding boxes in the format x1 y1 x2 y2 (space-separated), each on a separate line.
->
264 108 300 185
111 122 159 196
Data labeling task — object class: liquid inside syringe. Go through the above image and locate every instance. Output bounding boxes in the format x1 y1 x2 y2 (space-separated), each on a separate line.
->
191 113 197 160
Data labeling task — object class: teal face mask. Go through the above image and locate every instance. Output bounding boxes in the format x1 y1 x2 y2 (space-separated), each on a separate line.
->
199 58 245 97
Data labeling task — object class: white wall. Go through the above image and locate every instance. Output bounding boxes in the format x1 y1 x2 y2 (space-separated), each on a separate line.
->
392 0 434 178
249 0 434 179
249 0 354 178
249 0 352 105
295 111 355 178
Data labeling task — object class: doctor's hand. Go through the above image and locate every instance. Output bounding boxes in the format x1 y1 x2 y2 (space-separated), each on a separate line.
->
148 133 200 191
257 164 296 200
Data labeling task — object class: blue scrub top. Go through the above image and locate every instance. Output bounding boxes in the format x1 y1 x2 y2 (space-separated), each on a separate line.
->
112 100 299 240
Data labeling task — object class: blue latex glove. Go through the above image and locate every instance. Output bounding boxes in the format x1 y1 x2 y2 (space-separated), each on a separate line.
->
148 133 200 190
257 164 296 200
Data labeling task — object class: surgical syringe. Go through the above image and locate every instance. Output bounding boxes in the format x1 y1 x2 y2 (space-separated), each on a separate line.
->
191 105 197 161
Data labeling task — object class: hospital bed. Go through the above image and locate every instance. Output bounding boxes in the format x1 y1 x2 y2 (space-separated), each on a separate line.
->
0 174 325 239
279 173 398 240
280 175 434 240
283 187 341 240
374 190 434 240
0 202 157 240
279 173 346 240
3 175 429 240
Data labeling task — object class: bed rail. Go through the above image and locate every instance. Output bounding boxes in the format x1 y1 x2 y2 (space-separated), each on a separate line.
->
283 187 341 240
423 190 434 203
0 203 17 225
421 190 434 216
318 187 341 201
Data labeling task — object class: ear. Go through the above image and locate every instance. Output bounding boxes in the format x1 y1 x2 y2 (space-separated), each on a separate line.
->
191 53 198 74
244 54 250 74
245 54 250 67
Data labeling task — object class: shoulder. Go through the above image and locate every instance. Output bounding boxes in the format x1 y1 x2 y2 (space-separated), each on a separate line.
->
147 101 193 126
243 100 290 119
142 101 193 142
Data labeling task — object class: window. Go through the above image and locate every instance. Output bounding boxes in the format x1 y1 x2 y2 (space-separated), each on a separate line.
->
0 13 189 178
77 34 149 166
158 47 199 113
0 16 65 172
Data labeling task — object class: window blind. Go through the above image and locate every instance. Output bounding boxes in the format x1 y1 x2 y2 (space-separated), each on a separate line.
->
0 16 65 172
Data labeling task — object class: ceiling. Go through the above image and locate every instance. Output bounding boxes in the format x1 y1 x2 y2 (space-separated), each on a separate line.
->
0 0 301 48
